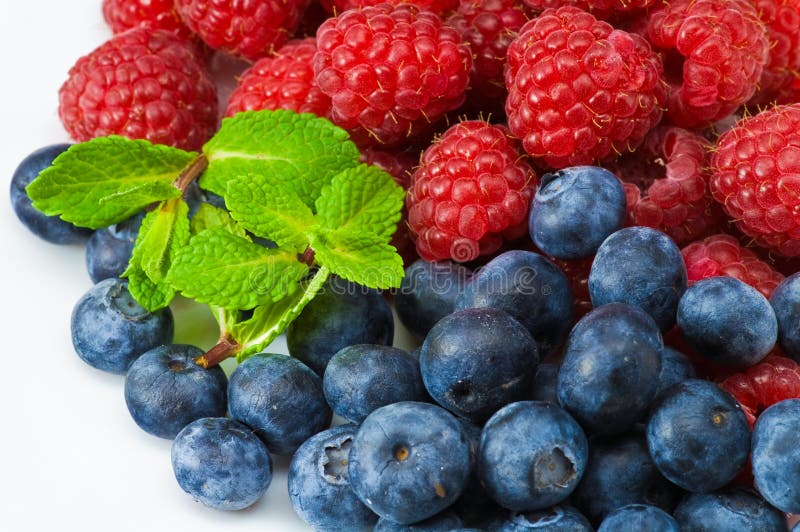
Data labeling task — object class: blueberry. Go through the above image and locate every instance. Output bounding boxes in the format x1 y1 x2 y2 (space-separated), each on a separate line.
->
556 303 663 435
287 277 394 375
646 379 750 493
529 166 626 260
373 510 462 531
770 272 800 361
589 226 686 331
674 488 787 531
228 353 331 455
348 401 471 524
677 276 778 367
287 424 377 531
85 211 144 283
479 401 588 511
124 344 227 439
71 278 174 373
597 504 679 532
455 250 573 357
494 506 592 531
171 417 272 511
653 347 696 403
10 143 92 244
323 344 427 423
572 432 682 524
752 399 800 513
531 362 559 404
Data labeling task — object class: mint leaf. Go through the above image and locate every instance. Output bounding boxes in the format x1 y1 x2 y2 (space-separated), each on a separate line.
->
310 229 404 289
191 203 247 238
226 174 314 251
26 136 195 229
200 110 360 206
315 164 405 242
133 198 190 283
167 226 309 309
125 266 176 311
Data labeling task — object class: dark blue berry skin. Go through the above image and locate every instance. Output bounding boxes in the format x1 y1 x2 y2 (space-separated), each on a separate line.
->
452 418 497 525
770 273 800 361
124 344 227 439
228 353 331 455
556 303 663 435
288 424 377 531
323 344 427 423
646 379 750 493
529 166 626 260
674 488 788 532
10 143 92 244
171 417 272 511
793 522 799 532
572 432 683 524
531 363 558 404
678 276 778 367
653 347 696 403
479 401 589 511
287 277 394 375
420 307 539 423
455 250 573 357
395 259 471 339
348 401 471 525
752 399 800 513
373 510 462 531
495 506 592 531
597 504 678 532
71 278 174 373
589 227 687 332
85 212 144 283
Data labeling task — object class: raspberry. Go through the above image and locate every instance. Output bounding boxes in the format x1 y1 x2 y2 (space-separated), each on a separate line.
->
710 104 800 256
225 38 331 119
505 6 665 169
549 255 593 320
58 28 218 151
406 120 537 262
606 126 722 245
721 355 800 427
681 234 785 299
320 0 458 15
521 0 654 17
647 0 769 128
174 0 308 61
313 3 472 148
102 0 194 41
749 0 800 106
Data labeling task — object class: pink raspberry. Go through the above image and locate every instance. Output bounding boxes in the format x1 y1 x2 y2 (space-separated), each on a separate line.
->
102 0 194 41
320 0 458 15
406 120 537 262
505 6 665 169
749 0 800 106
313 3 472 148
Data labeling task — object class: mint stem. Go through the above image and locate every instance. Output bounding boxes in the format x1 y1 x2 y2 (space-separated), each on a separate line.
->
173 153 208 192
194 335 238 368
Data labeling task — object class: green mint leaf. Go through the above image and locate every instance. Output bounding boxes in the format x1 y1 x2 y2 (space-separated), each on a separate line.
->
26 136 195 229
132 198 190 283
200 110 360 206
167 226 309 309
125 265 176 311
315 164 405 243
190 203 247 238
226 174 314 251
310 228 404 289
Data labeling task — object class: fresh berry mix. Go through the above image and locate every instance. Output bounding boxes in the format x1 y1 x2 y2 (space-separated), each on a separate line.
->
101 0 193 40
722 355 800 427
748 0 800 106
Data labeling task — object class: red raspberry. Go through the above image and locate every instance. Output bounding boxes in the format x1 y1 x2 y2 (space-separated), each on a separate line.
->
606 126 721 245
102 0 194 40
550 256 593 320
646 0 769 128
681 234 785 298
406 120 537 262
710 104 800 256
749 0 800 106
58 28 218 151
174 0 308 61
313 3 472 148
521 0 653 17
320 0 458 15
721 355 800 427
225 38 331 119
505 6 665 169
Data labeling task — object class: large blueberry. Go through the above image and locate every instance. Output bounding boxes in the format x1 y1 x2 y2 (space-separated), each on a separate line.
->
678 276 778 367
323 344 427 423
479 401 588 511
647 379 750 493
420 307 539 423
752 399 800 513
494 506 592 531
288 424 377 531
597 504 678 532
348 401 471 524
124 344 227 439
556 303 663 435
373 510 462 531
71 278 174 373
286 277 394 375
770 272 800 361
653 347 696 403
228 353 331 455
85 212 143 283
589 226 686 331
395 259 471 339
674 488 787 531
10 143 92 244
529 166 626 260
171 417 272 510
455 250 573 356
